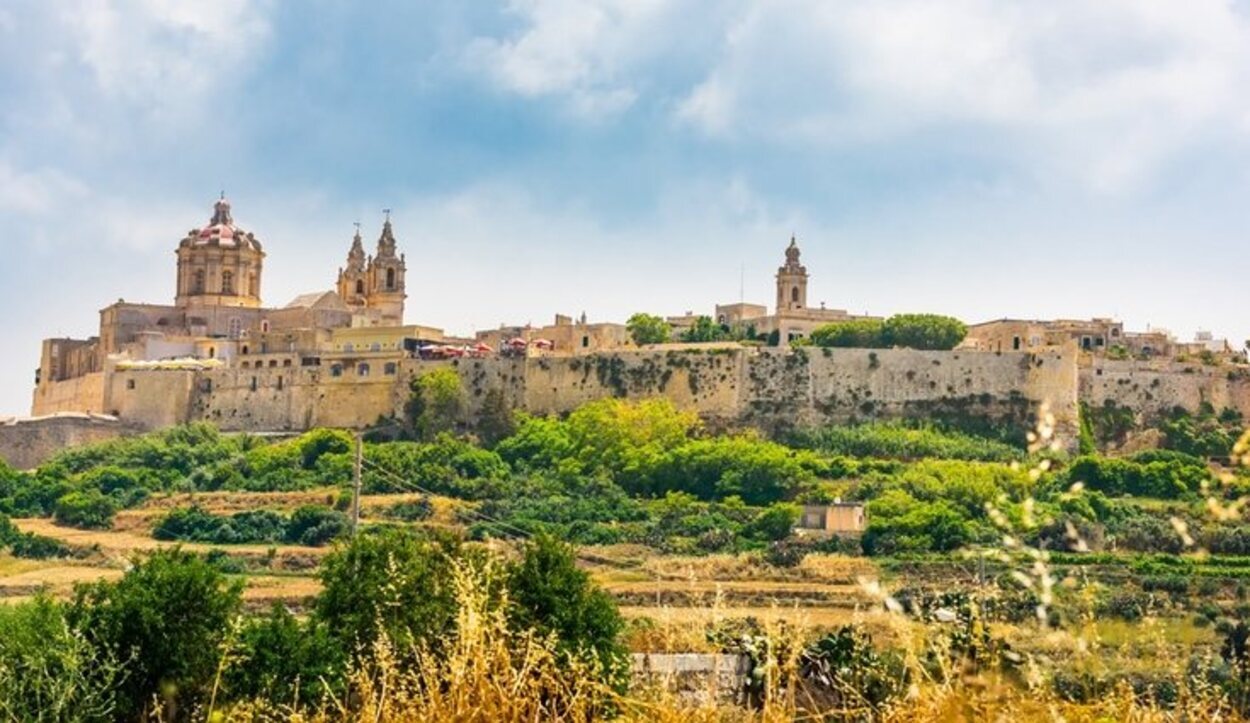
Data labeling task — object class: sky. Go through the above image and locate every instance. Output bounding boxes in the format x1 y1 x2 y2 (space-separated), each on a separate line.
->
1 0 1248 416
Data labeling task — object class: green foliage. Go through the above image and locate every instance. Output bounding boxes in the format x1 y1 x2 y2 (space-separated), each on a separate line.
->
1078 403 1098 455
1065 454 1209 499
625 312 670 345
645 436 820 504
1161 407 1243 458
882 313 967 350
1083 400 1137 447
226 603 344 707
315 527 461 652
477 387 517 446
68 548 243 719
744 503 800 541
404 368 466 441
0 595 123 722
810 319 887 348
679 315 731 343
791 421 1023 462
810 314 967 350
862 490 977 555
383 497 434 522
53 490 117 530
152 504 348 546
506 535 627 684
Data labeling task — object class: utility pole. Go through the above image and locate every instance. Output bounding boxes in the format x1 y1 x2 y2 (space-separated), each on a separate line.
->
351 431 363 536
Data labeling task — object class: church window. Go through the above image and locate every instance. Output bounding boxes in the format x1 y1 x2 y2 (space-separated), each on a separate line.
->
261 320 270 333
222 271 235 295
356 279 365 295
330 364 343 377
248 274 257 296
791 287 799 304
581 335 589 348
384 362 398 376
241 345 249 355
193 270 206 294
358 363 370 377
386 268 396 290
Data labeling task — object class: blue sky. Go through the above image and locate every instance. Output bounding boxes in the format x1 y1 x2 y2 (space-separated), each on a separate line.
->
2 0 1248 416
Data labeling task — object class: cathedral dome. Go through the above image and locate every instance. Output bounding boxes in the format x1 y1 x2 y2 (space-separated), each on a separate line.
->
183 197 263 251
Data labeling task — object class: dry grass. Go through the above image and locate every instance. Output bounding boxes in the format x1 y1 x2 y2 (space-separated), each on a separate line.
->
12 517 330 557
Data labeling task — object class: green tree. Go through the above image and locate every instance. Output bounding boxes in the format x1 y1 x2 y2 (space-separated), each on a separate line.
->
679 315 729 343
405 368 466 441
810 319 887 348
882 313 967 350
68 549 244 719
226 603 344 707
314 528 461 653
745 503 800 542
53 490 117 530
477 387 517 446
506 535 627 685
626 312 670 346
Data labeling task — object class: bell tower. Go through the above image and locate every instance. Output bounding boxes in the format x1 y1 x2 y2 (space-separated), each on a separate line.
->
336 224 369 309
365 211 407 325
775 235 808 314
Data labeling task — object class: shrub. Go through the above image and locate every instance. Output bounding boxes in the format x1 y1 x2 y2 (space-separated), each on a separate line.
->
384 498 434 522
285 505 350 546
68 549 243 719
226 603 344 707
506 535 627 686
0 595 123 722
53 490 117 530
315 528 462 653
745 503 800 542
625 312 670 345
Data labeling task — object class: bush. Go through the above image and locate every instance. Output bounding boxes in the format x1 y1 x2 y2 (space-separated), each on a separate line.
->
226 603 344 707
745 503 800 542
68 549 243 719
285 505 350 546
384 498 434 522
0 595 123 722
53 490 117 530
861 492 976 555
506 535 627 686
791 422 1022 462
315 528 462 653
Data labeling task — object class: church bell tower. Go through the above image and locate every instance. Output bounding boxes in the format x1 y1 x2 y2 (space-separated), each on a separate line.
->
775 235 808 314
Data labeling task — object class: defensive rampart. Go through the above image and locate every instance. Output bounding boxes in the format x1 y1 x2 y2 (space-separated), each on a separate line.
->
0 414 138 470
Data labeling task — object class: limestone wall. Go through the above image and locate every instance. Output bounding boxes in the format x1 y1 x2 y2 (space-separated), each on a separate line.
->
0 415 137 470
1080 359 1250 420
31 372 106 417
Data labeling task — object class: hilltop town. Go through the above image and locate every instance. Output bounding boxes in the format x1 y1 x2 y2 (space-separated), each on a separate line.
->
5 198 1247 467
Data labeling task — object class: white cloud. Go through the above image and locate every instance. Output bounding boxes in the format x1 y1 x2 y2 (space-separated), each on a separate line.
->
62 0 271 113
471 0 1250 191
0 163 89 215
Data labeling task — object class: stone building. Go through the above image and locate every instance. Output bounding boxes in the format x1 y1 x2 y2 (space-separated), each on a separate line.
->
32 198 410 416
701 236 880 343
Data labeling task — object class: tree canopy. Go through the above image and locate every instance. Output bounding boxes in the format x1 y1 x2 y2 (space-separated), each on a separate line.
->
625 313 670 345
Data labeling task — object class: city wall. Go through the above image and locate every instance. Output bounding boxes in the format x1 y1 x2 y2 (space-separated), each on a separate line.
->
0 414 139 470
139 347 1082 441
1080 358 1250 420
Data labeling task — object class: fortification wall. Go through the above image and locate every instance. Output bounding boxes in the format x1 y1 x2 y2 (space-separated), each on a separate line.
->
1080 359 1250 420
23 347 1085 446
30 372 106 417
0 415 138 470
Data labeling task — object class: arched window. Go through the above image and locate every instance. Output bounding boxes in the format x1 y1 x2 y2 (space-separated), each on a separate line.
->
358 363 370 377
356 279 365 295
260 320 270 333
386 268 396 290
791 286 799 303
193 269 206 294
222 271 235 295
241 345 249 355
208 347 216 359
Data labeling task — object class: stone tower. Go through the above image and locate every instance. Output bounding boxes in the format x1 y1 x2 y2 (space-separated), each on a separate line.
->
365 213 406 325
175 197 265 309
775 235 808 314
336 225 369 308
